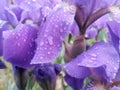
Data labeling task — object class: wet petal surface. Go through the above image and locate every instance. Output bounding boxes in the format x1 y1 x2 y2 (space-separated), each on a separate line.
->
3 24 37 68
64 42 119 80
31 3 76 64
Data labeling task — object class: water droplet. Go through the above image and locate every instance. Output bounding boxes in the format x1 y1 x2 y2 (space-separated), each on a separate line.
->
55 25 58 28
28 1 31 4
18 33 21 36
17 43 20 46
66 69 69 72
91 57 96 60
12 33 15 35
40 42 44 46
47 52 50 54
63 27 67 30
60 29 63 32
48 36 53 45
44 48 47 50
114 67 117 71
77 63 81 66
91 53 97 57
94 47 98 50
40 57 43 59
89 60 93 63
50 47 52 50
23 39 26 42
60 36 64 40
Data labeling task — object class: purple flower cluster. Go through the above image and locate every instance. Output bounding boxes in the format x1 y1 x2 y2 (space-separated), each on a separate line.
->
1 0 120 90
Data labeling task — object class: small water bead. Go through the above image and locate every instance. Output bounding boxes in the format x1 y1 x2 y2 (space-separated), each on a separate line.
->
44 34 47 37
48 36 53 45
66 69 69 72
77 63 81 66
40 42 44 46
23 39 26 42
40 57 43 59
18 33 21 36
55 25 58 28
114 67 117 71
32 0 36 2
27 1 31 4
91 53 97 57
12 33 15 35
44 47 47 50
60 36 64 40
60 29 63 32
49 47 52 50
47 52 50 54
17 43 20 46
91 57 96 60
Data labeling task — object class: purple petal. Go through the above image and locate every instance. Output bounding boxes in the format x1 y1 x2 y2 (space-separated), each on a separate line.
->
20 9 42 24
64 42 119 80
64 73 84 90
16 0 41 11
86 26 98 39
110 86 120 90
34 63 58 84
5 8 19 27
3 24 37 68
107 21 120 39
107 21 120 81
31 3 76 64
64 64 91 79
0 0 9 20
10 5 23 22
69 21 79 36
107 21 120 53
0 20 10 56
54 64 61 75
4 5 22 27
86 14 110 39
65 0 120 26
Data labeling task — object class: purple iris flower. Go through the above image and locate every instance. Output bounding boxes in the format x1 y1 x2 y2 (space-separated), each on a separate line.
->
62 0 120 90
1 0 120 89
34 63 61 90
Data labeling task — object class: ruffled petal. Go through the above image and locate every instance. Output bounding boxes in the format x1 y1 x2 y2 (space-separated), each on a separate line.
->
64 42 119 80
0 0 9 20
3 24 37 68
107 21 120 81
4 5 23 27
31 3 76 64
0 20 10 56
34 63 60 83
64 73 84 90
107 21 120 53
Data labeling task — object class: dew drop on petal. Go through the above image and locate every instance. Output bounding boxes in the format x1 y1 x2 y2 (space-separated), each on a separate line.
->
48 36 53 45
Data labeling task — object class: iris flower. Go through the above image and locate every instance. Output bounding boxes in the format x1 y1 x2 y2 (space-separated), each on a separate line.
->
1 0 120 89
